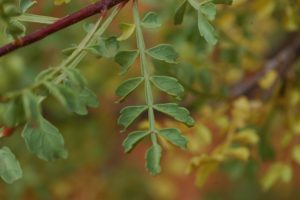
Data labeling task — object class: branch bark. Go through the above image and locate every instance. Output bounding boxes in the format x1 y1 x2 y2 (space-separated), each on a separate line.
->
230 32 300 98
0 0 128 57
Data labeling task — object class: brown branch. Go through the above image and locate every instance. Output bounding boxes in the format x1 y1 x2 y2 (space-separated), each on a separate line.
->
0 0 128 57
230 32 300 98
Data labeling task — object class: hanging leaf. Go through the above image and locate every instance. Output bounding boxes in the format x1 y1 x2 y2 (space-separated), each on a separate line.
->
22 117 68 161
154 103 194 127
174 0 188 25
118 105 148 130
117 23 136 41
63 68 87 90
146 44 179 63
89 37 120 58
141 12 161 29
22 91 41 123
197 11 218 45
150 75 184 99
114 50 139 75
123 130 150 153
0 99 25 127
73 87 99 115
158 128 188 149
199 2 217 21
145 143 162 175
0 147 23 184
44 82 80 112
115 77 144 102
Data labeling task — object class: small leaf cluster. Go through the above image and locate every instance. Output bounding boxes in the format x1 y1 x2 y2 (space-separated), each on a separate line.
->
0 67 99 183
0 0 37 38
175 0 233 45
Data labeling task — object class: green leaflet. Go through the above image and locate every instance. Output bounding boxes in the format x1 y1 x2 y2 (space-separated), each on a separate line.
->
5 20 26 39
199 2 217 21
153 103 195 127
150 75 184 99
114 50 139 75
64 68 87 90
74 87 99 115
19 0 37 13
141 12 161 29
0 147 23 184
197 10 218 45
117 23 136 41
115 77 144 102
146 143 162 176
35 67 54 81
22 117 68 161
174 0 188 25
44 82 80 112
89 37 120 58
22 91 41 123
146 44 179 64
0 99 25 127
118 105 148 130
158 128 188 149
123 130 150 153
212 0 233 5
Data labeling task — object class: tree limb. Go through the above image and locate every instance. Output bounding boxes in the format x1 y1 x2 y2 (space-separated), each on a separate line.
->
230 32 300 98
0 0 128 57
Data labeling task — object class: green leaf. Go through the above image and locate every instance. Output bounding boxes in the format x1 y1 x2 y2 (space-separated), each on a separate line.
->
79 87 99 108
44 82 80 112
123 130 149 153
197 11 218 45
146 44 179 64
212 0 233 5
0 147 22 184
0 100 25 127
6 20 26 38
73 87 99 115
114 50 139 75
115 77 144 102
35 68 54 81
141 12 161 29
22 91 41 123
89 37 120 58
146 143 162 175
117 23 136 41
19 0 37 13
150 75 184 99
154 103 194 127
64 68 87 90
174 0 188 25
158 128 188 149
199 2 217 21
22 117 68 161
118 105 147 131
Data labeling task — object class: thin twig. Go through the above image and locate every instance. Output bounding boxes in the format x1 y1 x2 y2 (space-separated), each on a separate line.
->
0 0 128 57
230 33 300 98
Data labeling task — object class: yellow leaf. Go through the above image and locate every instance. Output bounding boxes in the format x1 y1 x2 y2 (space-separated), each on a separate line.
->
258 70 278 90
117 23 136 41
261 163 292 191
195 162 218 187
54 0 71 5
292 145 300 165
196 124 212 147
233 129 259 145
225 147 250 162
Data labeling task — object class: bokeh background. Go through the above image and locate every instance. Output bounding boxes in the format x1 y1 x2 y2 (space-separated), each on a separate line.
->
1 0 300 199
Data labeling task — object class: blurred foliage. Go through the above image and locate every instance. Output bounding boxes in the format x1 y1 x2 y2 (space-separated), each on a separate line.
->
0 0 300 199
